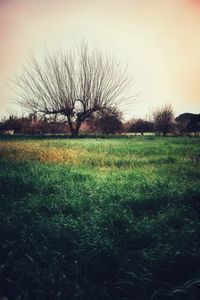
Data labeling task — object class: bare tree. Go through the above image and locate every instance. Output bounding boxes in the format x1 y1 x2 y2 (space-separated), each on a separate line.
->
14 42 131 137
152 104 174 136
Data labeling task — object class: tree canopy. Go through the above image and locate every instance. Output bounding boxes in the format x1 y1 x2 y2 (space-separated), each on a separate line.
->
14 42 131 137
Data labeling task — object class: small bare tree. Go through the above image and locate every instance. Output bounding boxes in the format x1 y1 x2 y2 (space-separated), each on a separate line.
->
152 104 174 135
14 42 131 137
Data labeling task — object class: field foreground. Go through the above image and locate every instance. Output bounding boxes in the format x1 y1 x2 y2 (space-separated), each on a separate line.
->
0 136 200 300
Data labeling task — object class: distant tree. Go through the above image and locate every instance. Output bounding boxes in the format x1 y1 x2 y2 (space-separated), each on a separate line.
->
129 119 154 135
175 113 200 135
175 113 194 124
0 120 5 133
0 114 70 135
123 120 133 133
0 115 24 133
188 114 200 134
152 104 174 135
83 113 99 134
94 111 123 134
13 41 131 137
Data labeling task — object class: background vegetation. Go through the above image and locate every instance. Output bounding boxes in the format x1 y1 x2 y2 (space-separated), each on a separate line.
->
0 111 199 136
0 136 200 299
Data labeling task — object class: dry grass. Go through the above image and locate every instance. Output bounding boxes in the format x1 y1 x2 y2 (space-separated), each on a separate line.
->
0 141 88 165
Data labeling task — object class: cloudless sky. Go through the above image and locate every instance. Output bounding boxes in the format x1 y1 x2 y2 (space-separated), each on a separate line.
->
0 0 200 119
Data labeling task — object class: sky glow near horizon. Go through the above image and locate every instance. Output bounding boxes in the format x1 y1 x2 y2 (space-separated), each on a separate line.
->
0 0 200 120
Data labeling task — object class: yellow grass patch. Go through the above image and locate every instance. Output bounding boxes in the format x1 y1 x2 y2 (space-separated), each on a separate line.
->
0 141 88 165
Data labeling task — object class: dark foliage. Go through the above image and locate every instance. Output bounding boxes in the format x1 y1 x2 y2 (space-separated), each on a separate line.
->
128 119 154 135
175 113 200 134
95 114 123 134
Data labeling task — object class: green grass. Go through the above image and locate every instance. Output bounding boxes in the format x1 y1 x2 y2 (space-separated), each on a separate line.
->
0 136 200 299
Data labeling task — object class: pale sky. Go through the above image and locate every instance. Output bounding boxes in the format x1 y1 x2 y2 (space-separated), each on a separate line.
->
0 0 200 120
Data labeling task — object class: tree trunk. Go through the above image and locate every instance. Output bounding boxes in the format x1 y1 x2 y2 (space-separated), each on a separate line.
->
67 116 81 138
71 127 80 138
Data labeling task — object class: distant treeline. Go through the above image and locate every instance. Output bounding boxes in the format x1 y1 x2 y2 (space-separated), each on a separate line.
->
0 111 199 136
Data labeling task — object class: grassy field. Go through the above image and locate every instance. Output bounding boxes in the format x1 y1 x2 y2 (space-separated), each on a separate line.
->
0 136 200 300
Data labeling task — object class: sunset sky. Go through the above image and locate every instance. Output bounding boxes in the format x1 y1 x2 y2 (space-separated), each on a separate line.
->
0 0 200 120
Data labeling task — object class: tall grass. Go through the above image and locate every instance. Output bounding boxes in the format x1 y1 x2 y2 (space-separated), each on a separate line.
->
0 136 199 299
